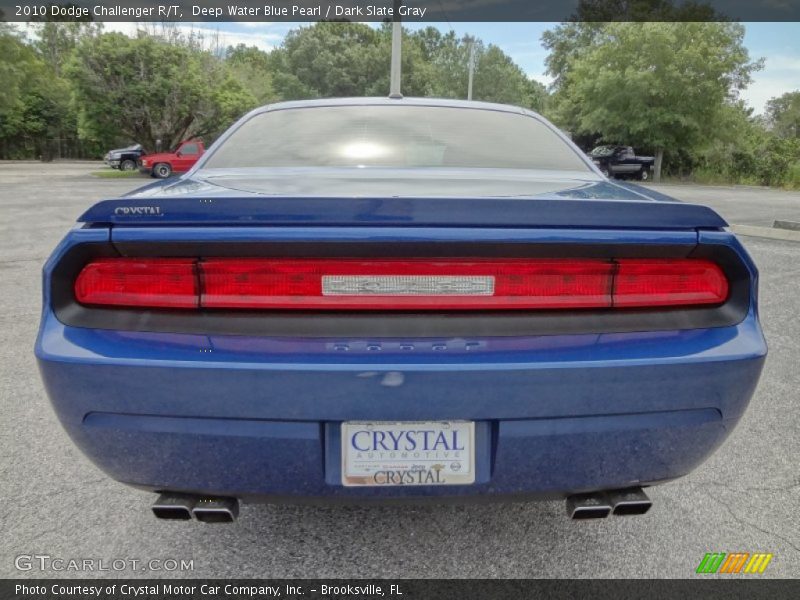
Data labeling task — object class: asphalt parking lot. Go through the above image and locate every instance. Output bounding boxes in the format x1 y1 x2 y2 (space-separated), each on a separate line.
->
1 162 798 579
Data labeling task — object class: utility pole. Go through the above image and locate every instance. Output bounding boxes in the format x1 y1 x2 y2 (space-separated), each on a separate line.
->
467 37 476 101
389 0 402 98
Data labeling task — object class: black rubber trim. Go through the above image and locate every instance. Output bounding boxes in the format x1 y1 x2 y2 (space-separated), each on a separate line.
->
112 240 694 259
51 241 750 338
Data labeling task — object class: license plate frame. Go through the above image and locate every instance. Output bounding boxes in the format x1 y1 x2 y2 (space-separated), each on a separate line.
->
341 421 475 487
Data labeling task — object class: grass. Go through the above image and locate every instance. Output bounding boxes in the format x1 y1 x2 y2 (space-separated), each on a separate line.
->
90 169 143 179
662 168 800 191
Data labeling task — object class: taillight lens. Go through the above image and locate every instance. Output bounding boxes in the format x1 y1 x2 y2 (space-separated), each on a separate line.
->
200 259 614 309
614 259 728 307
74 258 198 308
73 257 728 311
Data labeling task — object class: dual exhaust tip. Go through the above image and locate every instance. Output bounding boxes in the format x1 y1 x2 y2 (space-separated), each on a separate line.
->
567 487 652 520
152 493 239 523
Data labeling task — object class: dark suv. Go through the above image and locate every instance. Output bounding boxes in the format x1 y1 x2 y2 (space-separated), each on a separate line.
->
104 144 144 171
589 145 655 180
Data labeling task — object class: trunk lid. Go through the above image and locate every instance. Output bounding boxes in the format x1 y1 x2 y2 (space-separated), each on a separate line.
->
78 170 727 230
79 194 726 230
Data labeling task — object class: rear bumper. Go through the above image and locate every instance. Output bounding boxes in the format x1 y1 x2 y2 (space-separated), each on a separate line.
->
69 408 733 501
36 316 766 500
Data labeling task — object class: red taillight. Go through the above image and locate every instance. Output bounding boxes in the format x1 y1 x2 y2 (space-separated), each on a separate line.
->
73 257 728 311
614 259 728 307
74 258 198 308
201 259 615 309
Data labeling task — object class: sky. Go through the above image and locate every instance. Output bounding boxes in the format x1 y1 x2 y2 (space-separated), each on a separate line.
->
101 21 800 115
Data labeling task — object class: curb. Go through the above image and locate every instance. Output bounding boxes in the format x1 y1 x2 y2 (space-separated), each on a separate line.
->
730 224 800 243
773 220 800 232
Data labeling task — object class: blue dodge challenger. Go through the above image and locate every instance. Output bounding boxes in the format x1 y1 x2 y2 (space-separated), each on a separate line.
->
35 98 766 522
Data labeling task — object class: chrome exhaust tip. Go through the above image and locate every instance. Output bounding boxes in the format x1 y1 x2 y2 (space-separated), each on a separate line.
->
152 493 196 520
192 497 239 523
608 487 652 516
566 492 612 519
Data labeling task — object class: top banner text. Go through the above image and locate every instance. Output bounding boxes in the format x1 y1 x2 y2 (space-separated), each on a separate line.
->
3 0 800 23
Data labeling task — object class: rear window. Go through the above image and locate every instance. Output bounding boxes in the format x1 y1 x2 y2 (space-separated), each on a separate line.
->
204 105 590 171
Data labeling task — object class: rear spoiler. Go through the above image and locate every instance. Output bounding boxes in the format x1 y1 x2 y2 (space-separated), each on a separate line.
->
78 196 728 230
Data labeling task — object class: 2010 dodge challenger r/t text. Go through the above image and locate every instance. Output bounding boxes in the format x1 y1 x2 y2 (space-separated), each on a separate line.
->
35 98 766 522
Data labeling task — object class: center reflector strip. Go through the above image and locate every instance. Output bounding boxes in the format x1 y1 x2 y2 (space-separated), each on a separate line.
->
321 275 495 296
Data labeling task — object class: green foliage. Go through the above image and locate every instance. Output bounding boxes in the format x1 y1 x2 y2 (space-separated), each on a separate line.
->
411 27 546 110
540 17 800 189
6 18 795 190
683 101 800 188
32 21 102 75
2 22 544 159
766 91 800 139
0 24 78 159
226 44 277 104
547 22 760 151
0 24 38 114
265 23 545 111
91 169 142 179
269 22 384 99
0 28 31 115
67 32 257 152
543 21 766 181
474 45 547 109
787 161 800 188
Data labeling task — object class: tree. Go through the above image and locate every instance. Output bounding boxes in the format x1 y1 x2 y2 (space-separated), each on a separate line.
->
32 21 102 76
407 27 546 110
226 44 277 105
766 91 800 139
0 24 36 114
0 24 76 160
473 45 547 110
410 27 471 98
542 1 722 93
67 32 257 151
1 22 546 158
265 23 545 111
544 22 761 180
268 22 384 99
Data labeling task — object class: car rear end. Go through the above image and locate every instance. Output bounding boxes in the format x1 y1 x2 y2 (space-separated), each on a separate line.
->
35 99 766 518
35 201 765 502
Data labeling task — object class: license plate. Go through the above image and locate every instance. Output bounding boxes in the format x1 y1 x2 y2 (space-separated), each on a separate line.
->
341 421 475 487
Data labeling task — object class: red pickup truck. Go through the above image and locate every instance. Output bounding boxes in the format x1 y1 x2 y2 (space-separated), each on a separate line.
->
139 140 205 178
